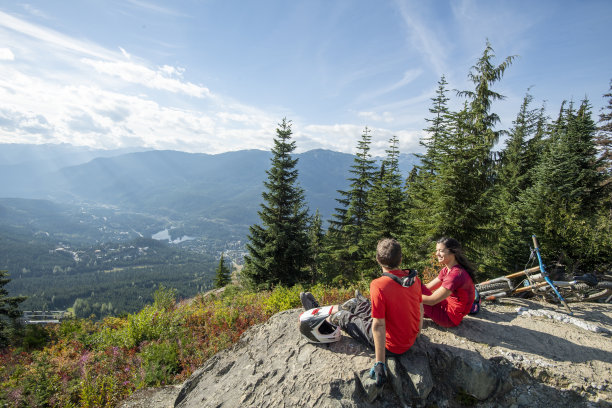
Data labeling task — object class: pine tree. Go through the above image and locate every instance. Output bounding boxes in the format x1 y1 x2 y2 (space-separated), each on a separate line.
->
491 92 547 272
242 119 311 288
524 100 607 269
457 40 516 148
404 76 453 265
438 41 515 262
325 127 378 282
1 270 26 348
307 210 325 283
597 79 612 201
214 255 231 288
360 135 406 276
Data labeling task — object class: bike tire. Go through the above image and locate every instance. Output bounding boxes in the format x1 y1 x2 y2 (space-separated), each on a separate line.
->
476 281 511 293
549 281 612 303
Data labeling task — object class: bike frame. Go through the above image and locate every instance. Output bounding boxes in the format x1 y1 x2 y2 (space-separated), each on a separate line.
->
531 235 572 314
478 235 573 314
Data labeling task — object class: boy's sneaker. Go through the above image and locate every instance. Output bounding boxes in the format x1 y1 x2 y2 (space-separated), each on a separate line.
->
300 292 320 310
355 289 368 303
329 310 349 326
338 297 359 313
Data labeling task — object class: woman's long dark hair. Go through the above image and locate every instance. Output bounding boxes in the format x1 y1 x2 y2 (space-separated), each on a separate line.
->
437 237 477 281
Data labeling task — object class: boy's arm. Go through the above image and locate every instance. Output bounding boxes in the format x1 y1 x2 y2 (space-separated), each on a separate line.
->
419 303 424 331
372 317 386 363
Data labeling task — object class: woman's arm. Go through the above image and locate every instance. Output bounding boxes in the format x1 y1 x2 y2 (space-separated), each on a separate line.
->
372 317 386 363
425 277 442 291
422 286 452 306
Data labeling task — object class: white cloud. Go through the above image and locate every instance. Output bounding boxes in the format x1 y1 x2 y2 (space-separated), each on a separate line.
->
0 48 14 61
81 59 210 98
298 123 422 156
0 60 277 153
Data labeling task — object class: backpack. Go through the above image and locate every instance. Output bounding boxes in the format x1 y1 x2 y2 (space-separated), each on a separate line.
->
469 287 481 315
382 269 418 288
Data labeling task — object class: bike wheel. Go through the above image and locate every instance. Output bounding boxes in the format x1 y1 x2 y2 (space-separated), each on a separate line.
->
476 281 510 293
558 281 612 303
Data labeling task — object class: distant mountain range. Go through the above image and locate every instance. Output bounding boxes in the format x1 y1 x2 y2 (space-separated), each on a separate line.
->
1 143 420 238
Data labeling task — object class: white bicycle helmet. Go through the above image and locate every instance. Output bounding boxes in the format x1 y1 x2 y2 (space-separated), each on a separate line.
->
299 306 341 343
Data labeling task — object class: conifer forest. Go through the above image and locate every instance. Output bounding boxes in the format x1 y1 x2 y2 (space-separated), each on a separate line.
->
242 42 612 289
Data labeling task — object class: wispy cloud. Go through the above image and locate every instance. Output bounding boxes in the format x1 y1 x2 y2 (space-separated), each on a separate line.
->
355 68 423 105
394 1 448 78
81 58 210 98
0 11 114 60
124 0 188 18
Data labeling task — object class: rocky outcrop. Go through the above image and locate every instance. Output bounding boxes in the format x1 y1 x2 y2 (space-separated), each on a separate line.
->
120 299 612 407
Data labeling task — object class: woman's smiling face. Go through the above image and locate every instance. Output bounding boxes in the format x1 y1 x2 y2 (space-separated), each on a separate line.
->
435 242 456 266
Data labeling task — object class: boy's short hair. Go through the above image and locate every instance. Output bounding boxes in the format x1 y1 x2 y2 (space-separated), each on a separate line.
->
376 238 402 269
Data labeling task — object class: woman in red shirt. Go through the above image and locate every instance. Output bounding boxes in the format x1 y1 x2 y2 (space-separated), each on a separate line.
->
421 237 476 327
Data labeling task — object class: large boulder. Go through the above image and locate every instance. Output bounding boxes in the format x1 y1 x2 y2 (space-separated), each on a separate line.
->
170 300 612 407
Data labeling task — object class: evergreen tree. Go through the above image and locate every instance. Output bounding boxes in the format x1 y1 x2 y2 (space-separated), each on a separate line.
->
457 40 516 148
307 210 325 283
404 76 453 265
524 100 607 270
597 79 612 203
491 92 547 272
1 270 26 348
441 41 514 262
242 119 311 288
214 255 231 288
325 127 378 281
360 135 406 276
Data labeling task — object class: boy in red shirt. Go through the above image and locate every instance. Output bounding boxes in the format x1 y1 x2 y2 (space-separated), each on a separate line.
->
301 238 423 387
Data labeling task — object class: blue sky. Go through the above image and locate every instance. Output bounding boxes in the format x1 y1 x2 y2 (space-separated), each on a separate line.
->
0 1 610 156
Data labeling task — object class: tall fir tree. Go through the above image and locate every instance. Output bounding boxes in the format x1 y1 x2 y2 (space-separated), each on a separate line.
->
214 255 231 288
325 127 378 282
490 92 547 272
596 79 612 204
242 119 311 288
457 40 516 148
360 135 406 277
1 270 26 348
523 100 607 270
404 76 453 266
437 41 514 263
307 210 325 283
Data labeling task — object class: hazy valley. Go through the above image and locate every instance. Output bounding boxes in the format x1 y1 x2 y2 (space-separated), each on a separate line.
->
0 143 418 315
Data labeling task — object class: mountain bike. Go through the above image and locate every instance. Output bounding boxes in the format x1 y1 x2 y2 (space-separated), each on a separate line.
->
476 235 612 315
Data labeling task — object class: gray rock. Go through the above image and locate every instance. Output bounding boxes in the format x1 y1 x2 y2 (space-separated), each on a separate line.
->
119 300 612 408
173 309 527 407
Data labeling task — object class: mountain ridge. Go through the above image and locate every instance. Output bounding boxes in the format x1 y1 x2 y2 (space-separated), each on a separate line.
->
1 143 420 230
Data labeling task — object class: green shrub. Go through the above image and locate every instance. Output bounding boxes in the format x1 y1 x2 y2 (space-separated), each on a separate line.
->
140 340 180 387
79 372 121 408
263 285 302 314
153 285 177 311
21 324 50 351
